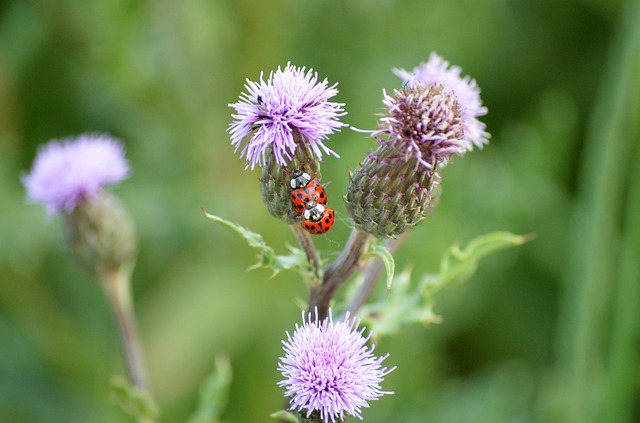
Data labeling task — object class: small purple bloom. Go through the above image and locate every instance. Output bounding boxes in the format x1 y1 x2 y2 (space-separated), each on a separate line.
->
278 309 394 423
394 52 490 151
22 133 130 215
228 62 347 170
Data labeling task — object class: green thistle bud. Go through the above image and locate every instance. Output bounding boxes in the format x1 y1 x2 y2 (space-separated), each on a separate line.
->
344 141 439 238
260 133 321 224
63 192 137 276
344 82 467 238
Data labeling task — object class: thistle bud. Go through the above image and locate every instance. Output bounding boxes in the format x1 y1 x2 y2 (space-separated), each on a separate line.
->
345 141 439 238
345 81 465 238
260 133 321 224
63 192 137 276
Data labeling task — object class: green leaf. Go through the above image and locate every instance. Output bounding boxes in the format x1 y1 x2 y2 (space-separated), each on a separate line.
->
186 355 233 423
359 232 531 338
424 231 533 296
110 376 160 420
203 209 274 256
365 243 395 293
203 209 314 279
270 410 303 422
359 270 441 338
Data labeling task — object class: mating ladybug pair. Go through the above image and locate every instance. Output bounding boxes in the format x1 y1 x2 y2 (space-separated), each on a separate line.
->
290 170 335 235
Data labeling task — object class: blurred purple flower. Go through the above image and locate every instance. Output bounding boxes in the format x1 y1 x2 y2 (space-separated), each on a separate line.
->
394 52 489 151
228 62 347 170
278 309 394 423
22 134 130 215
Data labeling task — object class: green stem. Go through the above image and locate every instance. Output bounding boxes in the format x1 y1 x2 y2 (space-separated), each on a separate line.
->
600 137 640 422
344 233 407 315
558 0 640 420
308 229 371 320
101 266 157 423
599 6 640 415
290 224 322 284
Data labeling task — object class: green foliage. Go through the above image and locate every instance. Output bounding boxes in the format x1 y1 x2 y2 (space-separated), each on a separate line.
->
186 355 233 423
203 210 313 280
364 243 395 293
359 232 531 338
422 231 533 296
270 410 302 423
110 377 160 421
358 269 442 339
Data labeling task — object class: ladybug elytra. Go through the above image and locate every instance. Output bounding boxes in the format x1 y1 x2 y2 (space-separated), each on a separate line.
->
289 170 327 214
301 208 335 235
289 169 335 235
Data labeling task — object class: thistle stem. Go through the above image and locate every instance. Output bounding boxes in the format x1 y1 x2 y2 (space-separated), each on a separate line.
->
345 233 408 315
100 266 157 423
308 229 371 320
290 224 322 284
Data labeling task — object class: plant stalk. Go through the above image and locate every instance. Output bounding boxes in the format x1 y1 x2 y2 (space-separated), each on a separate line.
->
290 224 322 284
557 0 640 420
308 228 372 320
345 233 408 315
101 265 157 423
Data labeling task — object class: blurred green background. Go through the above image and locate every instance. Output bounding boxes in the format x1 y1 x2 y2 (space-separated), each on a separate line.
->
1 0 638 422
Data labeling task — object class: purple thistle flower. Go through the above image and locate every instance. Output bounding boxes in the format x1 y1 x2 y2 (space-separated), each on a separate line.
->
22 134 130 215
394 52 490 151
375 84 465 168
278 309 394 423
228 62 347 170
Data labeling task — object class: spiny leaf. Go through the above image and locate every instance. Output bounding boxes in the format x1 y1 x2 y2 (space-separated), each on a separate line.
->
203 209 274 255
186 355 233 423
203 209 315 279
365 243 395 293
359 232 531 338
424 231 533 295
359 270 441 339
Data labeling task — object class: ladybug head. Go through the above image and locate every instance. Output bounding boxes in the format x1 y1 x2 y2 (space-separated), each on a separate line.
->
303 202 325 222
290 170 312 189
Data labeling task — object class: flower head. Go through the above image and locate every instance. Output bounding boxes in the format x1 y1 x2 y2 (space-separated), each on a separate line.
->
228 62 347 170
278 309 394 423
22 134 130 215
394 52 489 151
375 84 465 168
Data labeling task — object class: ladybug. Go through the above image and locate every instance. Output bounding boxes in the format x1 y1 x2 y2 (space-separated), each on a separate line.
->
303 202 326 222
302 208 335 235
290 170 327 214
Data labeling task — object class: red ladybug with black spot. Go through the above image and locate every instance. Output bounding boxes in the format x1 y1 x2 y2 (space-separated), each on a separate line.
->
301 206 335 235
289 170 327 214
